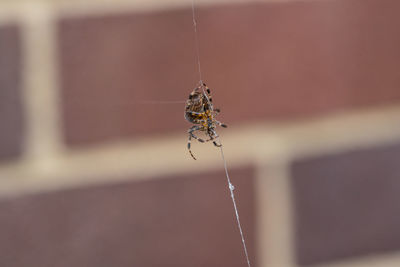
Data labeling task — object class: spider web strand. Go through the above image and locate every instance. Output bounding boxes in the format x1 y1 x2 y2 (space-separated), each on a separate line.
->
219 143 252 267
191 0 203 83
139 100 186 104
190 3 251 265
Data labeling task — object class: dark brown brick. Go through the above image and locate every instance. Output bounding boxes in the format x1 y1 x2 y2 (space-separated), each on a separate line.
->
0 25 24 160
292 143 400 265
0 167 255 267
59 0 400 146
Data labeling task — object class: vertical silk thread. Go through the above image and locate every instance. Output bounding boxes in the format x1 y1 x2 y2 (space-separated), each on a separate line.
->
190 1 251 266
219 144 252 267
191 0 203 83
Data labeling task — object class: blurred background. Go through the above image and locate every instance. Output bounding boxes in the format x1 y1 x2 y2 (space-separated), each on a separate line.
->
1 0 400 266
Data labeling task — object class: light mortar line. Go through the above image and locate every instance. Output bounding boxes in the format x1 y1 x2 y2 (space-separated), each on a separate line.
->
309 252 400 267
0 132 257 197
0 0 244 24
20 3 64 170
0 0 333 25
52 0 335 18
0 105 400 197
279 105 400 160
255 156 296 267
0 4 21 25
54 0 235 18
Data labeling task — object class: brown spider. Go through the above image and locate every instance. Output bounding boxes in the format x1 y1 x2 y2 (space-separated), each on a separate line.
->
184 82 227 160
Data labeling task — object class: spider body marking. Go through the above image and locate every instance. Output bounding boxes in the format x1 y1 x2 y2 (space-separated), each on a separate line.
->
184 83 227 160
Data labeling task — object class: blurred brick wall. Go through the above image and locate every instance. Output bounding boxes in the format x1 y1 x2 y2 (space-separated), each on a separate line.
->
59 0 400 146
2 0 400 267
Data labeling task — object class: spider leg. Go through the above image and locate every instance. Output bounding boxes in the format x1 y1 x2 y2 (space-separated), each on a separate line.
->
188 125 205 143
187 111 204 116
204 85 213 103
187 134 197 160
206 128 222 147
201 130 222 148
213 141 222 147
210 131 222 147
187 125 205 160
200 83 214 106
215 120 227 128
202 136 216 143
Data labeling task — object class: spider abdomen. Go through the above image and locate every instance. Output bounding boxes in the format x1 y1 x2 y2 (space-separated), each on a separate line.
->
185 83 226 160
184 112 203 124
184 89 208 124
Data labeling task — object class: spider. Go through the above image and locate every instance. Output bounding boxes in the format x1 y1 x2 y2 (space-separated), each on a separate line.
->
184 82 227 160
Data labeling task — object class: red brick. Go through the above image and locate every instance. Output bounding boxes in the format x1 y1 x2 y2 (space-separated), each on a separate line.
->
292 143 400 265
59 0 400 146
0 25 24 160
0 167 255 267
